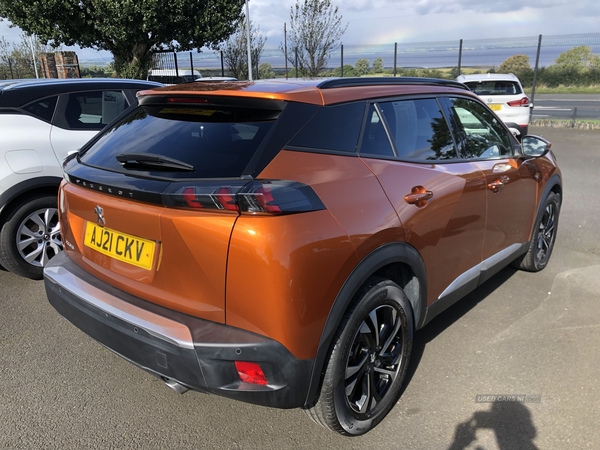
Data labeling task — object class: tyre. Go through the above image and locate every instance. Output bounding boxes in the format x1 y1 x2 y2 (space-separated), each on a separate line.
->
0 195 62 280
513 192 561 272
305 278 414 436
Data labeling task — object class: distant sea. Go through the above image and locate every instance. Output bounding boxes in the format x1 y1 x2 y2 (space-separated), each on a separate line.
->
186 34 600 70
79 33 600 71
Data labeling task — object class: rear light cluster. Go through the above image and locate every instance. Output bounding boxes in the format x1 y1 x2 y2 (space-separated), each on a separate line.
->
507 97 530 107
165 180 325 214
235 361 268 385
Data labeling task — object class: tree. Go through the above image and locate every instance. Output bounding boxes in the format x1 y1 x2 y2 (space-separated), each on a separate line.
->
81 64 114 78
555 46 600 71
221 16 266 80
330 64 356 77
258 62 275 79
497 54 534 87
372 57 384 73
0 34 46 79
498 54 531 73
0 36 15 78
281 0 347 77
0 1 243 79
449 66 461 78
354 58 369 76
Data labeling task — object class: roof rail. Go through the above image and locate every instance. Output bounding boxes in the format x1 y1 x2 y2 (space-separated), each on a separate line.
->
317 77 469 90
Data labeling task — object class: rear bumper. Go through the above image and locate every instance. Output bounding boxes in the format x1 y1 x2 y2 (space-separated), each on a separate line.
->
44 252 313 409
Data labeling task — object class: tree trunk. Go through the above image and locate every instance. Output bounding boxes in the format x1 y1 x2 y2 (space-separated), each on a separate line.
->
113 42 152 79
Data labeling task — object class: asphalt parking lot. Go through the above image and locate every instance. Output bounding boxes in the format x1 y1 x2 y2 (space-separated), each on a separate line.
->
1 126 599 449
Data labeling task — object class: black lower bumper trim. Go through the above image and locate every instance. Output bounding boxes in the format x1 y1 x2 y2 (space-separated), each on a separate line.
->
44 252 313 409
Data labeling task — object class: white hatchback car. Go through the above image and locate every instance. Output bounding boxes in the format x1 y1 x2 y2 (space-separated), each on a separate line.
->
0 78 161 279
456 73 531 139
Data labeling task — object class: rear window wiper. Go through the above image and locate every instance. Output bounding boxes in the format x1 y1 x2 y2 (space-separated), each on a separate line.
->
116 153 195 172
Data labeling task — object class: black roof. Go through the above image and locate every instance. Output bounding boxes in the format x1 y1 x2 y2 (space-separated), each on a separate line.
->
0 78 162 107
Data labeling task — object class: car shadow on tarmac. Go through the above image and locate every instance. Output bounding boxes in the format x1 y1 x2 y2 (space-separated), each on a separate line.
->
446 400 538 450
400 265 539 449
402 265 519 393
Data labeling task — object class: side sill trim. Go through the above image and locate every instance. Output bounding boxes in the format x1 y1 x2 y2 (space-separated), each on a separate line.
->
438 243 524 301
44 263 194 349
422 243 526 327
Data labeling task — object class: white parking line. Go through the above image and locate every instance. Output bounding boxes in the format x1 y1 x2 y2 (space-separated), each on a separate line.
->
536 98 600 102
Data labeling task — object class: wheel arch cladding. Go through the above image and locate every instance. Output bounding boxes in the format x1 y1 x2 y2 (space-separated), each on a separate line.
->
304 242 427 407
536 174 562 227
0 176 62 225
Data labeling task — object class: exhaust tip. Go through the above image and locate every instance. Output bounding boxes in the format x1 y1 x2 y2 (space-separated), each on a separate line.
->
164 378 189 394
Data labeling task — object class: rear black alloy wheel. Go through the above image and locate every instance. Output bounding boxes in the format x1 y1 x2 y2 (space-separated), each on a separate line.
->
513 192 560 272
0 195 62 280
345 304 404 416
305 278 413 435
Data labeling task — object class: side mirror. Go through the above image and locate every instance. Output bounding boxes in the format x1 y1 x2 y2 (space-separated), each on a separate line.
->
521 135 551 158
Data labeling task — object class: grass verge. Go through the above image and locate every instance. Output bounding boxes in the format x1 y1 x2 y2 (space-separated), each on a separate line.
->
526 85 600 95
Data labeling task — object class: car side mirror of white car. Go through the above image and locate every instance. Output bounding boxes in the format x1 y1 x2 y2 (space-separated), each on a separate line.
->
521 135 551 158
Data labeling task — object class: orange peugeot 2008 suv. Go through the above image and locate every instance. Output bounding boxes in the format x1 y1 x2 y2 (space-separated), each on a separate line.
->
44 78 562 435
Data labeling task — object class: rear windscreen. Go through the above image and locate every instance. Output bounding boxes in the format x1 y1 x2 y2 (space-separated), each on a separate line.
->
464 81 523 96
79 105 278 179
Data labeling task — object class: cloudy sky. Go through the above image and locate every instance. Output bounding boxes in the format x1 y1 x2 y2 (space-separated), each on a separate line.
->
1 0 599 61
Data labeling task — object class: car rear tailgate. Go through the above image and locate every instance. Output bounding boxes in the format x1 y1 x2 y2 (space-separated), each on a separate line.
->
60 182 232 323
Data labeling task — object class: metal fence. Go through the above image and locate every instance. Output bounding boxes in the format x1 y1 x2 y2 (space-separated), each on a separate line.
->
166 32 600 74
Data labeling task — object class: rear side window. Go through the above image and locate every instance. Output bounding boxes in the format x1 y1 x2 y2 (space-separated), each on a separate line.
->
378 98 457 161
288 102 365 153
359 104 394 157
80 105 277 179
62 91 128 130
23 96 58 123
464 81 522 95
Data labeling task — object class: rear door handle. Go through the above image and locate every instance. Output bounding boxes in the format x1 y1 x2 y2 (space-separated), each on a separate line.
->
404 186 433 207
487 179 504 193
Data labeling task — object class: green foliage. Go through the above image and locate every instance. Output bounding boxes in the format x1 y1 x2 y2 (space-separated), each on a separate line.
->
498 54 531 73
258 62 275 79
287 67 300 78
221 16 266 80
80 64 114 78
372 57 384 73
400 68 448 79
536 66 600 88
354 58 369 75
0 0 243 79
497 54 534 87
526 47 600 88
329 64 356 77
449 66 460 78
282 0 348 77
555 46 600 71
0 34 47 79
